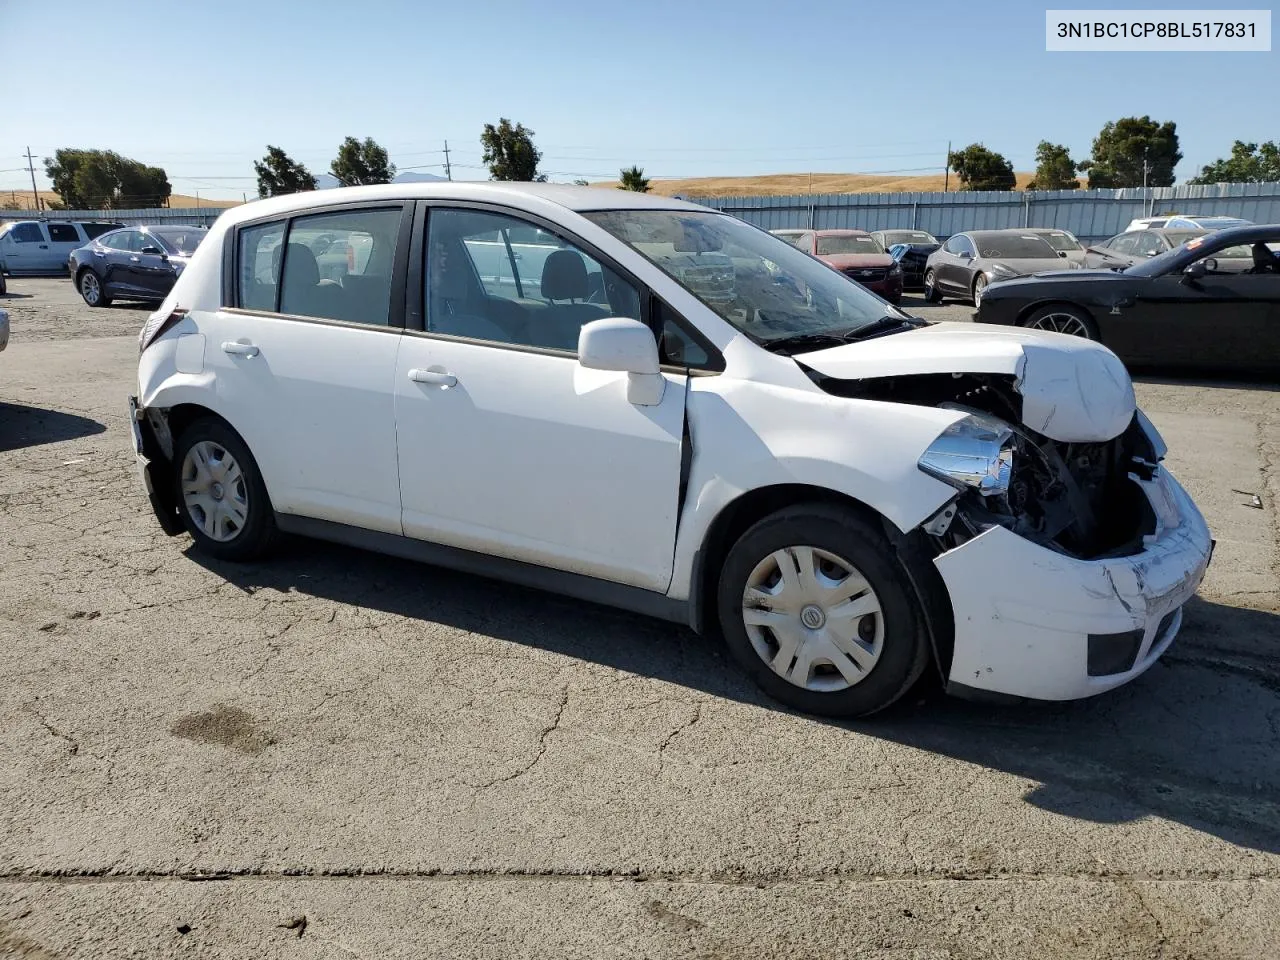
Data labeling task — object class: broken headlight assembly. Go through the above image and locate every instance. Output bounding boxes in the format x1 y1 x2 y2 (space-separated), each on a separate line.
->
917 412 1015 497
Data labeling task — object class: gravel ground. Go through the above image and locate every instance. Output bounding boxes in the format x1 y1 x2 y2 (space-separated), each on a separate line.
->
1 277 1278 959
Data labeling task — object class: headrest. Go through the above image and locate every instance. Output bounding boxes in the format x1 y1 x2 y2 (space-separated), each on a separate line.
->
281 243 320 287
541 249 589 301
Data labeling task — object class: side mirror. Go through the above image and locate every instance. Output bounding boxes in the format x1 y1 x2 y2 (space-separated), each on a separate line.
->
140 245 163 255
578 317 665 406
1058 250 1068 258
1182 260 1208 283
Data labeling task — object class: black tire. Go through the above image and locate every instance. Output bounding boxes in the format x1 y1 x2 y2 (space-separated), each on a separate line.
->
172 417 279 562
0 272 6 296
716 504 930 718
78 269 111 307
1018 303 1100 341
922 269 942 303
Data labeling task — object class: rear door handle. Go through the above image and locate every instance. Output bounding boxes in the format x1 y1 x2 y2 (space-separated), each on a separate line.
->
408 368 457 387
221 341 260 357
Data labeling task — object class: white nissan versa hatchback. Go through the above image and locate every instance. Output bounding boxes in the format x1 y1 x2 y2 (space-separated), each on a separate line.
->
130 184 1213 717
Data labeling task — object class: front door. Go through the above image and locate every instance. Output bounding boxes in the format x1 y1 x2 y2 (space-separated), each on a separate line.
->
3 222 52 273
394 205 687 592
203 205 409 533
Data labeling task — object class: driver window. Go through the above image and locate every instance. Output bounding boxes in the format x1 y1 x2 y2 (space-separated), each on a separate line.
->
1111 234 1138 255
956 236 975 257
1132 232 1162 257
426 208 642 353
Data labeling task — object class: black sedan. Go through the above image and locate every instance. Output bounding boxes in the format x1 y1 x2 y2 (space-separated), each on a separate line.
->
69 225 208 307
975 224 1280 374
872 229 939 288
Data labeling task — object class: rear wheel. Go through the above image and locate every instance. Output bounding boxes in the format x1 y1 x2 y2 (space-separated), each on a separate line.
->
716 504 930 718
1020 304 1099 340
922 269 942 303
79 270 110 307
173 418 279 562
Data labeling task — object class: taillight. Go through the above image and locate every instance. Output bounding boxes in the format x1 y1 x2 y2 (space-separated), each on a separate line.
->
139 308 188 354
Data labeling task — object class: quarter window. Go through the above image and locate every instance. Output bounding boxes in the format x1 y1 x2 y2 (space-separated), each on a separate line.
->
47 224 81 242
425 208 641 352
655 298 718 370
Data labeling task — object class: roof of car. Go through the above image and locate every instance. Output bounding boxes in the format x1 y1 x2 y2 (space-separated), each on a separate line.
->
813 229 870 237
214 182 710 229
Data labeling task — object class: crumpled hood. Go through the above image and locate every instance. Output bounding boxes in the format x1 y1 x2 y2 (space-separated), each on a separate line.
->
796 321 1136 443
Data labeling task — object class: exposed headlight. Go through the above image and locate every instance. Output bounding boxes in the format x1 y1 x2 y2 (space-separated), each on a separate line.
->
918 413 1015 496
988 262 1018 279
888 262 902 275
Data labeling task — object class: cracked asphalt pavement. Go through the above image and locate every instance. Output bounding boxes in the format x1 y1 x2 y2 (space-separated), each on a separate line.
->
1 278 1278 958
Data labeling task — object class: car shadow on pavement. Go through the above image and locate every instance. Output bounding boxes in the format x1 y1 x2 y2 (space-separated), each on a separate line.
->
0 291 34 300
192 542 1280 855
1132 372 1280 391
0 401 107 452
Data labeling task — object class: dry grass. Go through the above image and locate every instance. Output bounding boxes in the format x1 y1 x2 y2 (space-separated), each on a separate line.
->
592 171 1087 197
1 191 242 213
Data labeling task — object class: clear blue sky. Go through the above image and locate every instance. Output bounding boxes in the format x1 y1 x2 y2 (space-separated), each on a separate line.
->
1 0 1276 200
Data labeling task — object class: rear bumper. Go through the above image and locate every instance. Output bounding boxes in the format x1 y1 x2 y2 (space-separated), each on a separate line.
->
858 275 904 300
128 396 184 536
937 467 1212 701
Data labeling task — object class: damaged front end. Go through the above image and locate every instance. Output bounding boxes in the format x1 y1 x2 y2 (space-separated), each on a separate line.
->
807 366 1213 701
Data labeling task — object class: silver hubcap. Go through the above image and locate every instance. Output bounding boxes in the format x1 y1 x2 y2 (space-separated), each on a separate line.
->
924 272 934 294
181 441 248 542
974 277 986 306
1028 312 1090 337
741 546 885 693
82 274 99 303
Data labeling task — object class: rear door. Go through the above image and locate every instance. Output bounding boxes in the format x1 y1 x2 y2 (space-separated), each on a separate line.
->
45 222 87 272
202 203 410 533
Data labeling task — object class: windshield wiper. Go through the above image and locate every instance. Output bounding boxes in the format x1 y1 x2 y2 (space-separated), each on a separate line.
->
761 331 859 354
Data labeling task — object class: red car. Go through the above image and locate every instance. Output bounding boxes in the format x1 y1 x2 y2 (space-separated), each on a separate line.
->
773 228 903 304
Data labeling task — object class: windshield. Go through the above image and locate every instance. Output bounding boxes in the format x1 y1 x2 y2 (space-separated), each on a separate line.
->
971 234 1060 259
153 230 205 255
1037 231 1081 252
585 210 907 344
885 231 937 245
815 234 884 255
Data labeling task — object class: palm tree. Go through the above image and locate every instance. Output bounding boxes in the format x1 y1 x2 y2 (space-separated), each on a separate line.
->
619 165 650 193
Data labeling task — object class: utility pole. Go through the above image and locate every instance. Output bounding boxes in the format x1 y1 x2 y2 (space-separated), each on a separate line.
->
23 146 40 212
443 140 452 181
943 140 951 192
1143 146 1152 215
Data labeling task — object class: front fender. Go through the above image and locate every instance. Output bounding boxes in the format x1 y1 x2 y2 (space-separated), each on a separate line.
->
667 379 962 601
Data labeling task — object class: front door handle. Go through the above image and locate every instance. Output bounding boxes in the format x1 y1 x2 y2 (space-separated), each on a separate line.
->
129 256 140 262
408 367 457 387
221 341 260 357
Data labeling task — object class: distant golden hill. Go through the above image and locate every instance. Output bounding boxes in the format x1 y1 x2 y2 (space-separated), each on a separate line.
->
1 191 242 212
593 171 1085 197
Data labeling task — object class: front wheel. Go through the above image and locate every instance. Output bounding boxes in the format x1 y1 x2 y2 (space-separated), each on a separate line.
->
1019 304 1099 340
172 418 279 561
922 269 942 303
79 270 111 307
972 274 988 308
716 504 930 718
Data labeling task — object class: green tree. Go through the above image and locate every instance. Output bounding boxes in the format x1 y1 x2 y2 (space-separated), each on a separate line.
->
947 144 1016 191
618 165 651 192
1079 116 1181 188
43 149 171 209
573 178 590 186
1189 140 1280 185
1027 141 1080 191
480 118 546 182
253 146 318 198
330 136 396 186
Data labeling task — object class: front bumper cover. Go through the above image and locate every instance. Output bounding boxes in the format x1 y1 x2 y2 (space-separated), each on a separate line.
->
936 466 1212 701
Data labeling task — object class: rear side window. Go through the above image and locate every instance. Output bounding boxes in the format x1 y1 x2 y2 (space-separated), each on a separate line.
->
279 208 401 325
238 221 286 312
48 224 81 242
11 223 44 243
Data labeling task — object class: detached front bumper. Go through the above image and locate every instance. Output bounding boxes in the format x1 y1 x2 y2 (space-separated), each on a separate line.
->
937 466 1212 701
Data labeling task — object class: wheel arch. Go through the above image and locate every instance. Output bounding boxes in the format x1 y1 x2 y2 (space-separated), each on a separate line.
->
688 483 954 681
